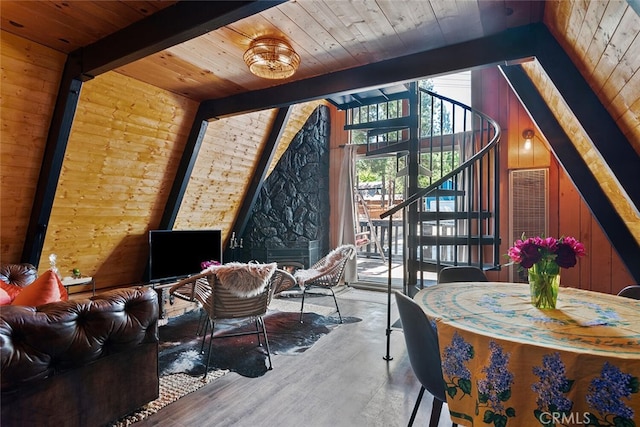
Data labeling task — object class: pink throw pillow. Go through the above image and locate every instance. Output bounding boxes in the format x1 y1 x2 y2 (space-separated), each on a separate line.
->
0 288 12 305
0 279 22 302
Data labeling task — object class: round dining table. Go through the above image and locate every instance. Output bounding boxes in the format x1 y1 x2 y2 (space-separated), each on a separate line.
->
414 282 640 427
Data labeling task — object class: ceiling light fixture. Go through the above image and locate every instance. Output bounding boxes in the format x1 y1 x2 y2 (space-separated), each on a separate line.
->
243 37 300 80
522 128 534 151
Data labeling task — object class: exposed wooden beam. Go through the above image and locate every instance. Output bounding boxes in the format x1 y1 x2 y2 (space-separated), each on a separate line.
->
533 25 640 209
78 1 285 79
158 107 210 231
22 1 283 268
200 24 541 119
500 64 640 283
224 107 293 262
21 68 83 267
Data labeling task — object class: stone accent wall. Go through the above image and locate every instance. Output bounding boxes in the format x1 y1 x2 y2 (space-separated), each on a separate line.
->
243 105 330 262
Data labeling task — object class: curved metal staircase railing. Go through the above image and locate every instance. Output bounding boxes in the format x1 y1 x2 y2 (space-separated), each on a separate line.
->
379 89 501 275
374 87 501 360
333 81 500 360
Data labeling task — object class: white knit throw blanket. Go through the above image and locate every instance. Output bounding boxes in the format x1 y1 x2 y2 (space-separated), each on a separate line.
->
203 262 277 298
294 245 355 287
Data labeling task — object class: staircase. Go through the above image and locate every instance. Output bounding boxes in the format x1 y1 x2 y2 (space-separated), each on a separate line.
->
333 81 501 294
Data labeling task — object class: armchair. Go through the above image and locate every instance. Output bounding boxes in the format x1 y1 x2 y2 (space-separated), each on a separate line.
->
169 263 280 377
294 244 356 323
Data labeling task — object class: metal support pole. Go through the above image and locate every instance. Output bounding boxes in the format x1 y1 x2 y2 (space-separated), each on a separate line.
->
384 214 394 361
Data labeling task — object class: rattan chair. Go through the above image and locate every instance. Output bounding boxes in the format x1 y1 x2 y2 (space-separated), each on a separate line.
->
170 263 281 378
271 266 297 295
294 244 356 323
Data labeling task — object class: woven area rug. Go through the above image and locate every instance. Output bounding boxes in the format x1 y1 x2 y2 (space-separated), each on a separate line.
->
108 369 228 426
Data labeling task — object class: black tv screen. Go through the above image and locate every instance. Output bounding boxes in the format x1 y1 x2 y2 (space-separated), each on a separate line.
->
148 229 222 283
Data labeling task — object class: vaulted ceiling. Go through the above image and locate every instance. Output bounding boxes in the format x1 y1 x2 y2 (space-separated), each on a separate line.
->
2 1 636 149
2 1 639 282
1 1 543 101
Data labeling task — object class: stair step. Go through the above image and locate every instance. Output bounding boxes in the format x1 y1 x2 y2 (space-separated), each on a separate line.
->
419 211 492 221
397 164 431 178
333 85 411 110
345 116 414 132
413 235 498 246
410 259 501 273
366 140 410 157
424 188 465 197
367 127 410 138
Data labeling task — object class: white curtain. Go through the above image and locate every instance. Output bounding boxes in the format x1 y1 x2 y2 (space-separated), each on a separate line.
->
338 145 359 283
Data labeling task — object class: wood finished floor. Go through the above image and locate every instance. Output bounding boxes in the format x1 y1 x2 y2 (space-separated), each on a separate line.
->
136 287 453 427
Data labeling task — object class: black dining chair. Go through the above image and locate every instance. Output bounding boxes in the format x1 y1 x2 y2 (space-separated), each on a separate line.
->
395 291 457 427
438 265 487 284
617 285 640 300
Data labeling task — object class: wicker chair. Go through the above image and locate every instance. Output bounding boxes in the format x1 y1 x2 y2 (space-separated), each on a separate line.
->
271 267 297 295
294 244 356 323
169 263 282 377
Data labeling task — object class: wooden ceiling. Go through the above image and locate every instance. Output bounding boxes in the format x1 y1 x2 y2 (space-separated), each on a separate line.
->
2 1 639 280
1 0 544 102
3 1 635 163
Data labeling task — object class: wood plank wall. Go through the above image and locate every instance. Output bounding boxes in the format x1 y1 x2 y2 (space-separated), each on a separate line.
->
1 24 324 291
544 0 640 156
173 101 325 247
41 72 199 289
0 15 640 293
474 66 633 294
44 91 322 289
1 30 65 264
174 110 275 243
521 60 640 249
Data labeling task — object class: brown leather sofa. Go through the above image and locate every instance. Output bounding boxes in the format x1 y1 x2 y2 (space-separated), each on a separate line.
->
0 282 160 427
0 262 38 288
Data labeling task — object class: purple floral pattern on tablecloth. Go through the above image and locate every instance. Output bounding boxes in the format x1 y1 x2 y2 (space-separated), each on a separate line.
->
442 331 474 399
532 352 574 425
585 362 638 426
477 341 515 426
420 283 640 426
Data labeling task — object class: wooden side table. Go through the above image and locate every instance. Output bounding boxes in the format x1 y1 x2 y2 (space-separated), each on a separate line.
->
61 276 95 296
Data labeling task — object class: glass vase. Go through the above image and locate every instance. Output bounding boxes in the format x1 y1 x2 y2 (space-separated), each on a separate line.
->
528 263 560 309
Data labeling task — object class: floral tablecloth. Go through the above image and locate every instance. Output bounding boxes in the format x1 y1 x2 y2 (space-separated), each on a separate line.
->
415 282 640 427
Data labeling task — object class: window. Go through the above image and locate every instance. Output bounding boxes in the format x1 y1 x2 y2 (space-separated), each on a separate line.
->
509 169 548 282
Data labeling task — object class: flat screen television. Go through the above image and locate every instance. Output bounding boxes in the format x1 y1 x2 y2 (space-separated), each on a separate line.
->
147 229 222 283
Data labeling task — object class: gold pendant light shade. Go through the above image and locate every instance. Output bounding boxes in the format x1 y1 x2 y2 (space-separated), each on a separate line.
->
243 37 300 80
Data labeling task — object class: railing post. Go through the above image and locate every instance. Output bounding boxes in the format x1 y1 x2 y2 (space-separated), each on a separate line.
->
384 213 394 361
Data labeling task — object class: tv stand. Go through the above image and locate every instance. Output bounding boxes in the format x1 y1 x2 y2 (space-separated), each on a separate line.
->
149 280 199 323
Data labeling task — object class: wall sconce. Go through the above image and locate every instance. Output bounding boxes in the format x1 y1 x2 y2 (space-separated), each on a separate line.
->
522 129 534 151
243 37 300 79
